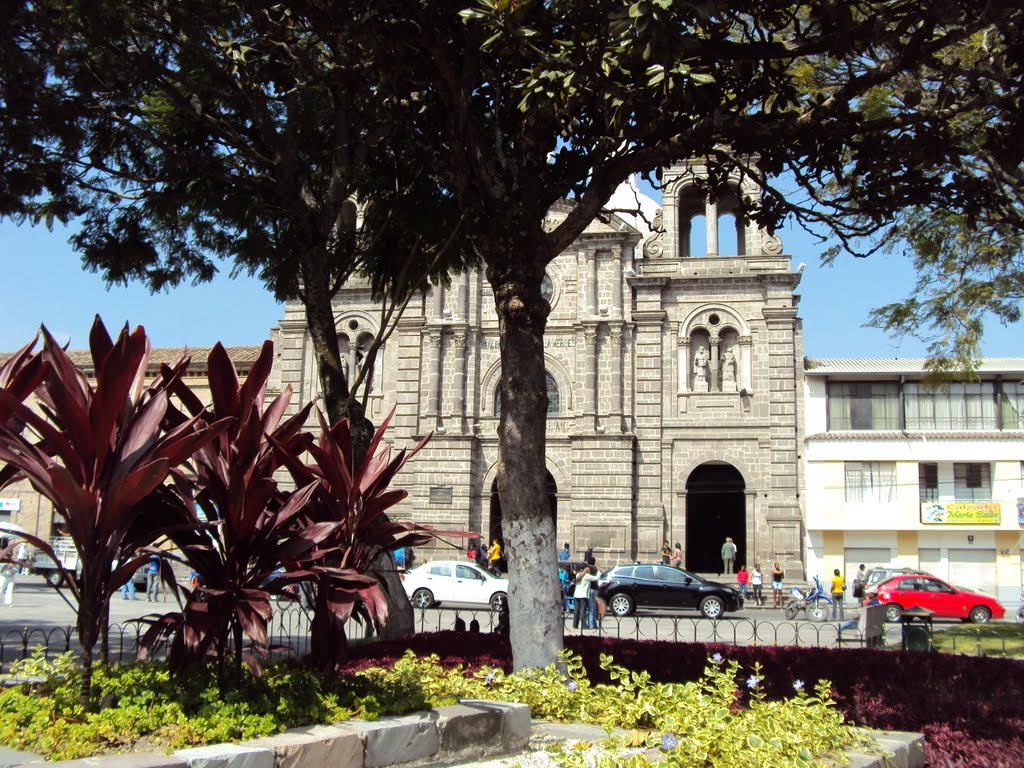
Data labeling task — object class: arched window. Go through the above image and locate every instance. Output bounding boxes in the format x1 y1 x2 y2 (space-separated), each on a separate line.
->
337 319 380 394
716 191 746 256
678 189 706 257
545 371 560 413
495 371 560 416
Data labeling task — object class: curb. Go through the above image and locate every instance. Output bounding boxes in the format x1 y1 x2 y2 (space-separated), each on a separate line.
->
0 708 923 768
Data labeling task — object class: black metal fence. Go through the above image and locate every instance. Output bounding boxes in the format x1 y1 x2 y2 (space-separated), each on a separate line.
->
1 606 1014 673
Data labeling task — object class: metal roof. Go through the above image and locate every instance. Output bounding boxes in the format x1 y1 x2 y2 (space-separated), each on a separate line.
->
804 357 1024 375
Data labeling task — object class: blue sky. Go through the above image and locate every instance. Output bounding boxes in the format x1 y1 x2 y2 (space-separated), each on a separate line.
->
1 215 1020 359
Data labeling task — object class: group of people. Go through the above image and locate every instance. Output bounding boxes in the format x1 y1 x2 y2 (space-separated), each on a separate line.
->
119 555 163 602
733 562 785 607
567 562 601 630
659 540 683 568
467 538 505 576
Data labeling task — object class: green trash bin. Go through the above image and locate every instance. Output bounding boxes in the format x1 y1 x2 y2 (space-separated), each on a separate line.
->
900 606 934 651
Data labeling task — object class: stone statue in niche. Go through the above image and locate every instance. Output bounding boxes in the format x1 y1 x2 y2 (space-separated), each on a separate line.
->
692 344 709 392
720 348 737 392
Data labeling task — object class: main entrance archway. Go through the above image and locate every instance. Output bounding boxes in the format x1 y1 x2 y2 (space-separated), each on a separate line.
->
685 463 746 573
489 472 558 549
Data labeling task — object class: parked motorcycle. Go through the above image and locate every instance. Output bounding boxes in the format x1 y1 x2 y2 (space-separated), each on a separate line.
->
783 576 833 622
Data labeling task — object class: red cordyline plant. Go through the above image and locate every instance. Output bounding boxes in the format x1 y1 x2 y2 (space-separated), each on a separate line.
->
137 341 338 684
0 316 227 710
276 406 437 670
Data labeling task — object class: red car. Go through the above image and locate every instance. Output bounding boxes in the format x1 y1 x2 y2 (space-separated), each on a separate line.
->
873 574 1005 624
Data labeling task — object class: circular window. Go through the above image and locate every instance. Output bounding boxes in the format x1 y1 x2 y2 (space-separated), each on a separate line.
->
541 273 554 303
348 319 359 331
708 313 720 326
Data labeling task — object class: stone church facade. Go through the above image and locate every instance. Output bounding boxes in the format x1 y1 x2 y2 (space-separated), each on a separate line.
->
271 160 806 576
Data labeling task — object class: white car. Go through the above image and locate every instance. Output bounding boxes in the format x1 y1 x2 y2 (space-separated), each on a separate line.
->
401 560 508 611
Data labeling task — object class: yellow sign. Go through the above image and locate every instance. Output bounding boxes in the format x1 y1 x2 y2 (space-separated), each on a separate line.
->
920 502 1001 525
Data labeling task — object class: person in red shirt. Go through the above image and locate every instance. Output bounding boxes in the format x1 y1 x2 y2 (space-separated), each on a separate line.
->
736 564 750 600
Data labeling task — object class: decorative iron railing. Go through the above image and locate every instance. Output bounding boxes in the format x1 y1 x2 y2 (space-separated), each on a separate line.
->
1 605 1015 673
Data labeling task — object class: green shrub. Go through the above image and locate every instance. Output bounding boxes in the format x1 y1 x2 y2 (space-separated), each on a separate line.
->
0 649 873 765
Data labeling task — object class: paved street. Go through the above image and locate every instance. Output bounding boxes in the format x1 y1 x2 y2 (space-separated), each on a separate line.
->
0 574 921 672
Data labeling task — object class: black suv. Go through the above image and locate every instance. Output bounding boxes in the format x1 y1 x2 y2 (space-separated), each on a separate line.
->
596 563 743 619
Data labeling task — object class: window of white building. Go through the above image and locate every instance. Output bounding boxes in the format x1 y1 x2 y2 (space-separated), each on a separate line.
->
827 382 898 430
904 382 997 430
953 463 991 501
918 462 938 502
845 462 897 503
1001 381 1024 429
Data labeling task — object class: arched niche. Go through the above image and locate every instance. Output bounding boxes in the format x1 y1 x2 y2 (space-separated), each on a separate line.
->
679 305 752 394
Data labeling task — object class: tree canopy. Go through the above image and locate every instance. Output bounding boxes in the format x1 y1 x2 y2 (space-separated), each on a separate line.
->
1 0 473 431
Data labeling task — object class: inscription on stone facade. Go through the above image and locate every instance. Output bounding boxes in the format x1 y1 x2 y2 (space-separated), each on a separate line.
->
429 486 453 505
478 337 577 349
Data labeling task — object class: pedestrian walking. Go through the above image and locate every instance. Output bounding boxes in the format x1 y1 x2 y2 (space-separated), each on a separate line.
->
830 568 846 620
0 561 16 607
751 564 764 606
15 543 29 575
852 564 867 606
660 540 671 565
487 538 502 576
145 555 160 602
120 571 137 600
721 537 737 575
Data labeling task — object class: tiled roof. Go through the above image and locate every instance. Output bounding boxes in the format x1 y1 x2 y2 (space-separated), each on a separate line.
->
2 345 264 371
804 357 1024 375
806 430 1024 441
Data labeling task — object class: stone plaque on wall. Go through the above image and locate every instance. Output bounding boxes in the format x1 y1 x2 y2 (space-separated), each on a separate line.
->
573 525 625 551
767 520 801 557
429 486 453 505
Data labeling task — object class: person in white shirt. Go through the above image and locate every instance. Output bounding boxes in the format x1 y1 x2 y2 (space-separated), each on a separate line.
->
750 564 764 606
572 565 598 629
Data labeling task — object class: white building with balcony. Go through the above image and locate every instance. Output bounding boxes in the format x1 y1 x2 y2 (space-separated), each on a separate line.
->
804 359 1024 604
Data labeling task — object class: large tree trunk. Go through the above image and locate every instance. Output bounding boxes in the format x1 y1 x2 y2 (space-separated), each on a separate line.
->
488 241 564 671
301 253 416 641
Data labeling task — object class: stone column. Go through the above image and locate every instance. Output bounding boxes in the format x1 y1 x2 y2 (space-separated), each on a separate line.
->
577 249 589 320
425 331 442 421
456 273 469 320
610 326 623 432
675 490 688 567
739 335 753 391
586 250 598 316
429 284 443 319
746 491 758 566
612 249 624 317
452 332 467 432
709 337 720 391
705 200 718 256
678 336 690 394
583 326 598 429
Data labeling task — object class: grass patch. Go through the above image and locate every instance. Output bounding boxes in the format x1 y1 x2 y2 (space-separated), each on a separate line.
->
931 622 1024 658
